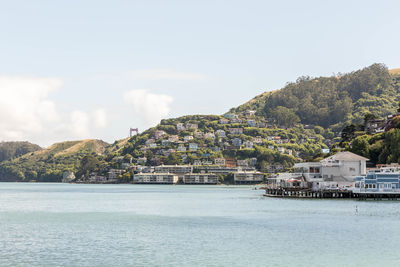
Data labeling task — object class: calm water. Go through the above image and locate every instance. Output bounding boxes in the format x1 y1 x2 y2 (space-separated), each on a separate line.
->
1 183 400 266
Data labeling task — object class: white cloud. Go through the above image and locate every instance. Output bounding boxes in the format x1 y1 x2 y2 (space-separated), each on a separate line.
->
131 69 206 80
124 89 173 127
92 109 107 128
0 76 62 141
0 76 109 146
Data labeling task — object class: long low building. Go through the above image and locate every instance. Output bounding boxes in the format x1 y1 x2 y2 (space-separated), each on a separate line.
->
183 173 218 184
234 171 265 184
133 173 178 184
154 165 193 174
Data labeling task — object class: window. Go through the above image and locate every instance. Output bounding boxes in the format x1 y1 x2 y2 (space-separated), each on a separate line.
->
349 167 356 172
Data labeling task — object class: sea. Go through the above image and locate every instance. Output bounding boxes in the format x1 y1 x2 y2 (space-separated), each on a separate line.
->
1 183 399 267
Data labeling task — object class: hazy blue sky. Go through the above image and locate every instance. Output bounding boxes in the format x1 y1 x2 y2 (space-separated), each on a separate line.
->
0 0 399 146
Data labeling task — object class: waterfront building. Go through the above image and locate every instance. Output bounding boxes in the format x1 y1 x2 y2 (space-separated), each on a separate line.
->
184 173 218 184
154 164 193 174
233 171 264 184
353 167 400 195
286 151 369 189
133 173 178 184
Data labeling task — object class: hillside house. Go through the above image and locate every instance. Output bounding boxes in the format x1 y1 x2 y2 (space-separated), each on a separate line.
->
215 129 226 137
247 119 257 127
145 139 155 145
184 135 194 142
185 123 198 130
245 110 256 117
219 118 229 124
237 159 249 167
252 137 263 144
194 131 204 139
177 145 187 152
215 158 226 166
161 139 170 146
176 123 185 131
232 138 242 147
277 147 285 153
231 118 242 124
154 130 166 140
249 157 257 166
224 113 237 119
243 141 253 149
212 146 221 152
204 132 215 139
225 158 237 167
168 135 179 142
189 143 198 151
229 128 243 135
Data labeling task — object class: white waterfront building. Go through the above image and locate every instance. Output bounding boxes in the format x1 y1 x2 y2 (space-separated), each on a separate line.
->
133 173 179 184
280 151 369 189
183 173 218 184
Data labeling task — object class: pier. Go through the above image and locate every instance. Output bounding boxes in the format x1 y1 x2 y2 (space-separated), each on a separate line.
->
264 186 400 200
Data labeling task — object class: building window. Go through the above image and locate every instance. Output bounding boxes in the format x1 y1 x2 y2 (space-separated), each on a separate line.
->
349 167 355 172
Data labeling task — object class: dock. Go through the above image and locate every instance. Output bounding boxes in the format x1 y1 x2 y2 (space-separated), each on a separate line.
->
264 187 400 200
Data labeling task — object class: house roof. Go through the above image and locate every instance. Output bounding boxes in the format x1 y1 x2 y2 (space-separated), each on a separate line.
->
321 151 369 162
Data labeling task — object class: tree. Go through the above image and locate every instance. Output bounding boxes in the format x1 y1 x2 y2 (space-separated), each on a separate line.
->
271 106 300 127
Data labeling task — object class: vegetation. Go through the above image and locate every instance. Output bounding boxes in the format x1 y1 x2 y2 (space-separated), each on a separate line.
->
0 141 42 162
233 64 400 132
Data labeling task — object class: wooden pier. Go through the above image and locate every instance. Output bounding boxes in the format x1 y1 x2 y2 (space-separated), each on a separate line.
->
264 187 400 200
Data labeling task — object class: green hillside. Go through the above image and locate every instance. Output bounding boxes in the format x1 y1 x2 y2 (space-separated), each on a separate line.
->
0 139 109 182
232 64 400 131
0 141 42 162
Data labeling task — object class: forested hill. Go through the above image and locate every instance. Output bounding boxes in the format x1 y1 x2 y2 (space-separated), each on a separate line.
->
0 139 109 182
0 142 42 162
231 64 400 131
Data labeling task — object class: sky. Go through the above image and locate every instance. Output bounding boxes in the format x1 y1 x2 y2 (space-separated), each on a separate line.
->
0 0 400 147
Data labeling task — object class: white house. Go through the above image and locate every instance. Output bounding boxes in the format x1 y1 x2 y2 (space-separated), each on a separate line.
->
176 123 185 131
232 138 242 147
215 158 226 166
215 130 226 138
243 141 253 149
184 135 194 142
189 143 198 151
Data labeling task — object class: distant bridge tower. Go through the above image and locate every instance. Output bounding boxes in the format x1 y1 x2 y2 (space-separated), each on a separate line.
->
129 128 139 137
